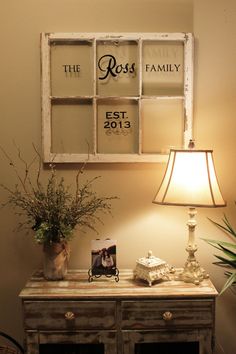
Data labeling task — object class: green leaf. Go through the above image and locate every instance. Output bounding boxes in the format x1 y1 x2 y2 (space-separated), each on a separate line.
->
213 261 229 267
219 272 236 295
208 217 232 234
218 244 236 260
201 238 236 250
222 214 236 238
214 255 236 268
208 217 236 238
204 215 236 295
202 240 223 252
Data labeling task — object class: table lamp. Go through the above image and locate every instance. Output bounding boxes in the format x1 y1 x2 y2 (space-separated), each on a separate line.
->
153 140 226 284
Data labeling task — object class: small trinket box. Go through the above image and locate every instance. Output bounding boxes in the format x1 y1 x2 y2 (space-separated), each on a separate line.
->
134 250 173 286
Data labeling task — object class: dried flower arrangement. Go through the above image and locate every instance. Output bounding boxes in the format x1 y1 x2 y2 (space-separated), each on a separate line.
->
0 145 116 245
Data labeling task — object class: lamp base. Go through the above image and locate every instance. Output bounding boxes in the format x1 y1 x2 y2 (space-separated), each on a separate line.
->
175 207 209 285
177 245 209 285
178 261 209 285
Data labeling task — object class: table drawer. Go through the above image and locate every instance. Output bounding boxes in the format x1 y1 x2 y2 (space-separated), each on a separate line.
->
121 299 214 329
24 300 116 330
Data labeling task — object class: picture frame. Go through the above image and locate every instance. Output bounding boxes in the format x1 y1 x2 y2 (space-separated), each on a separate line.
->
88 239 119 282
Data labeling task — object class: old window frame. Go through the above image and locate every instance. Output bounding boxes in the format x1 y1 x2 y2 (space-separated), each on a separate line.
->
41 32 193 163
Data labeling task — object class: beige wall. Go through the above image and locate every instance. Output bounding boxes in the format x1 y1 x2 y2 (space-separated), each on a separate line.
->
0 1 235 353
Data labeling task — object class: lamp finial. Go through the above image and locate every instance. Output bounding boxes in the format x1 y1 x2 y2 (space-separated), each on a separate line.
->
188 139 195 149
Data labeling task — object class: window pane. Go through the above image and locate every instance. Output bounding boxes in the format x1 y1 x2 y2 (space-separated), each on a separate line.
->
141 98 183 153
97 40 139 97
51 100 94 154
97 99 139 153
51 41 94 96
142 41 184 96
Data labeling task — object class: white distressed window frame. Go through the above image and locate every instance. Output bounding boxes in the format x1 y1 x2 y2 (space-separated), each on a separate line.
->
41 32 193 163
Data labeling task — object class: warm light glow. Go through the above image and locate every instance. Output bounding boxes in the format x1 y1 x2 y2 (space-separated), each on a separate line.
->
153 149 226 207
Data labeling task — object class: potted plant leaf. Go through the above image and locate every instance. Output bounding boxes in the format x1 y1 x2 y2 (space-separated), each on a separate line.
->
0 146 116 280
202 214 236 295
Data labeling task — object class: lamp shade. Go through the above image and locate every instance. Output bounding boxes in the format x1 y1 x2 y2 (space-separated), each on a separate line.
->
153 149 226 207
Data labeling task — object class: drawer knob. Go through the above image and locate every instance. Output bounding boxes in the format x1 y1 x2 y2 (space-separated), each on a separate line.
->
65 311 75 320
162 311 173 321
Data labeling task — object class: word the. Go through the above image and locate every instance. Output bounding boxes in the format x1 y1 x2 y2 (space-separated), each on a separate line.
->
62 64 80 73
98 54 135 80
145 63 181 72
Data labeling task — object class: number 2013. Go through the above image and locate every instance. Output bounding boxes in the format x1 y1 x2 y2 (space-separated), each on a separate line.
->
104 120 131 129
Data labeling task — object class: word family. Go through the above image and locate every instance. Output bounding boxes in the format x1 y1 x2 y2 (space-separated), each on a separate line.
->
145 63 181 73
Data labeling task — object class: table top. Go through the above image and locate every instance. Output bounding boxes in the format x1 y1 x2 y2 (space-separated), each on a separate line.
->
19 269 218 300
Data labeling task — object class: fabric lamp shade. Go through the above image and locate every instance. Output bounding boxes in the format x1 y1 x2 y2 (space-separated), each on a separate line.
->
153 149 226 208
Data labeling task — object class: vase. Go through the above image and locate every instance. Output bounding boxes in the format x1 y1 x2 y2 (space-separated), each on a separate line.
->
43 241 70 280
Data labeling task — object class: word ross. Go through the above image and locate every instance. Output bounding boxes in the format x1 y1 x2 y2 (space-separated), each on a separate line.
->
98 54 135 80
145 63 181 72
62 64 80 73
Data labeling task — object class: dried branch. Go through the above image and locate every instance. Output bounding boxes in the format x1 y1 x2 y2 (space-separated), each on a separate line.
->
0 146 117 244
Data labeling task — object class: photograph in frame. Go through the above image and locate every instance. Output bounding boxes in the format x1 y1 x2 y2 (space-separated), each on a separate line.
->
91 239 117 276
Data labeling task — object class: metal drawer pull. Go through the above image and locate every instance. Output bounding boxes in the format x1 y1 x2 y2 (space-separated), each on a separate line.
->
162 311 173 321
65 311 75 320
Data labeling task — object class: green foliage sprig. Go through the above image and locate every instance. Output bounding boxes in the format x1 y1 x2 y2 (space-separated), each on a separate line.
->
0 145 116 244
202 214 236 295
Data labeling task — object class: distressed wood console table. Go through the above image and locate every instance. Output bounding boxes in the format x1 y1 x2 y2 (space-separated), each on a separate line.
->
19 269 218 354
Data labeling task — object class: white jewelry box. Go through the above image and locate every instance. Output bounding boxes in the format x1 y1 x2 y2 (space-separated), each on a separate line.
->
134 251 174 286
